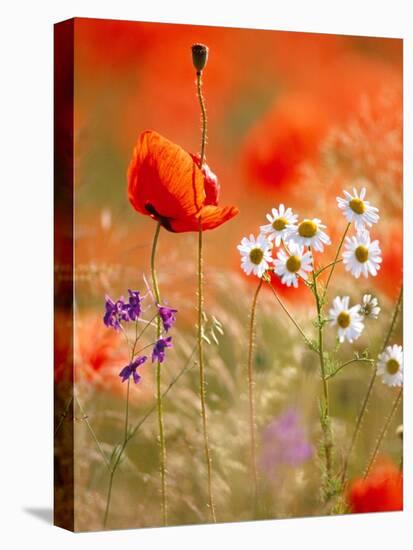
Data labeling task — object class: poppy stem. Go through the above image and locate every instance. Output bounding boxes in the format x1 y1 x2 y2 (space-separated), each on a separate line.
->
196 71 207 165
195 67 216 522
340 285 403 486
150 221 168 526
197 228 216 522
247 277 263 513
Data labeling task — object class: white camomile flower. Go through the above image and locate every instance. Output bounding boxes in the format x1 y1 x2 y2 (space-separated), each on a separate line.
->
377 344 403 387
286 218 331 252
237 233 273 278
336 187 379 230
260 204 298 247
329 295 365 343
342 230 382 279
360 294 381 319
274 243 313 288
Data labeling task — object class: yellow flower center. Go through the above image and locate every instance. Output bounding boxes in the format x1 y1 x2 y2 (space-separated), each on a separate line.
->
349 197 366 215
363 304 372 316
298 220 317 238
249 247 264 265
337 311 351 328
355 245 369 263
386 358 400 375
286 255 301 273
272 217 288 231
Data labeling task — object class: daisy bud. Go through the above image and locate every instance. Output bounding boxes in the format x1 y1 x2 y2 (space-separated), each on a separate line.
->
191 43 209 73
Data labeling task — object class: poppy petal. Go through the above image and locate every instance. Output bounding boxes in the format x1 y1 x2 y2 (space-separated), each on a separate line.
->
128 130 206 222
169 204 239 232
190 154 220 206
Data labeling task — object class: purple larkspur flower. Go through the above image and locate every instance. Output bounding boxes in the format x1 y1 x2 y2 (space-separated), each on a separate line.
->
103 295 130 330
260 408 313 477
152 336 173 363
157 304 178 332
127 289 142 321
119 355 148 384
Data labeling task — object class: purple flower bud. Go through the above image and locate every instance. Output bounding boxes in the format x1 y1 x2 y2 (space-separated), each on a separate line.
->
157 304 178 332
103 295 130 330
152 336 173 363
127 289 142 321
119 355 148 384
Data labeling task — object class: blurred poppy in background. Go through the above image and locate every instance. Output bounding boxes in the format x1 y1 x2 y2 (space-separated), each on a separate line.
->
347 458 403 513
243 93 330 192
74 316 153 403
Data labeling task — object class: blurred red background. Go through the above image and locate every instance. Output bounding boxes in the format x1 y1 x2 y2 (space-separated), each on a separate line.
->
72 18 402 305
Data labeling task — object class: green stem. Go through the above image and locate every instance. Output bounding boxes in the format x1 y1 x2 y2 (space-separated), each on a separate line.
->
132 341 160 357
382 285 403 350
75 395 110 469
325 358 374 380
265 279 312 347
131 313 158 357
103 413 130 527
54 395 73 436
198 227 216 522
195 66 216 523
103 322 135 528
364 387 402 478
102 346 197 527
124 379 130 441
247 278 263 510
196 71 207 165
340 367 375 487
312 269 333 486
321 222 350 303
150 221 168 526
340 285 403 485
315 259 343 278
104 339 134 528
128 346 197 441
103 470 115 527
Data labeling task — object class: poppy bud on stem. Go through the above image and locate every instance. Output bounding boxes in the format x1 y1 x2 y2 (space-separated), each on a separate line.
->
192 44 208 167
192 43 217 523
191 43 209 74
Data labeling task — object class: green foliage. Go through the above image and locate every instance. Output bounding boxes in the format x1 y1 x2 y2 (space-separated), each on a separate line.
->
71 272 403 530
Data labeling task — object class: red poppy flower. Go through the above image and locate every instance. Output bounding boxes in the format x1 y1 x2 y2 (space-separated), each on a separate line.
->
127 130 238 232
347 459 403 513
74 316 153 403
